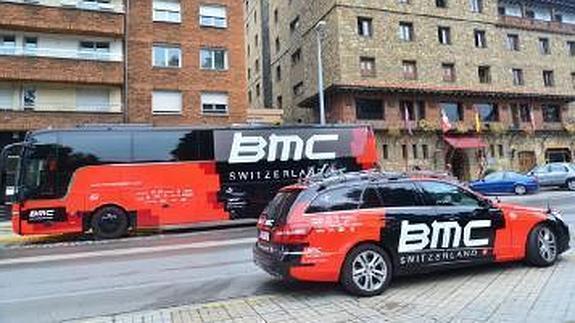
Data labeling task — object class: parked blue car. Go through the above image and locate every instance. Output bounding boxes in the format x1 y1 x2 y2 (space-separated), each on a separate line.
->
469 171 539 195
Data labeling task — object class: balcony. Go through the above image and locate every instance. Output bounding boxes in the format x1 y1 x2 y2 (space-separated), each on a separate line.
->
0 1 124 37
497 15 575 35
0 55 123 85
0 46 122 62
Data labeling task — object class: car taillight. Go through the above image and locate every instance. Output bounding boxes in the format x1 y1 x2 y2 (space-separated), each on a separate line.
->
272 224 312 244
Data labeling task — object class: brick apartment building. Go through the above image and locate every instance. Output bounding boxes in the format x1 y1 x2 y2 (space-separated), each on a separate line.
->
0 0 248 151
247 0 575 180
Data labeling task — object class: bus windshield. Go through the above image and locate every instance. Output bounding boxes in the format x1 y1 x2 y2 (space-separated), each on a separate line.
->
20 144 65 201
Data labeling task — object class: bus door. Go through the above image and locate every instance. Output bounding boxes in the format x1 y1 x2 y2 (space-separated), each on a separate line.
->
1 144 22 206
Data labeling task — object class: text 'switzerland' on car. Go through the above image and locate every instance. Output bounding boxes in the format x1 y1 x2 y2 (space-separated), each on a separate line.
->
253 171 570 296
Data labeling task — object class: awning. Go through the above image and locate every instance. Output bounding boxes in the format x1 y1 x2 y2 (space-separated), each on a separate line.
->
444 136 487 149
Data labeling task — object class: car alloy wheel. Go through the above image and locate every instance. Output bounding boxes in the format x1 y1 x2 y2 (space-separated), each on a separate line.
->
537 227 557 263
351 250 388 293
514 185 527 195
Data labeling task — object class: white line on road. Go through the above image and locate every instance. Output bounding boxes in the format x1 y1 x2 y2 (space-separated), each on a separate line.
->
0 237 256 266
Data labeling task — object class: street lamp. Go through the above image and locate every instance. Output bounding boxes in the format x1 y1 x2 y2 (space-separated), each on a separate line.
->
315 21 327 125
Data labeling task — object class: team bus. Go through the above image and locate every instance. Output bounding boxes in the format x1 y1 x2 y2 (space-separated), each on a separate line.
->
0 125 377 239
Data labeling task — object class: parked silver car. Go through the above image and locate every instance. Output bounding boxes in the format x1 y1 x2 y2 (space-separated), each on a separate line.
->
528 163 575 191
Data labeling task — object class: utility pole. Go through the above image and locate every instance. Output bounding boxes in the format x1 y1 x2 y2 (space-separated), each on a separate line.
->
315 21 326 125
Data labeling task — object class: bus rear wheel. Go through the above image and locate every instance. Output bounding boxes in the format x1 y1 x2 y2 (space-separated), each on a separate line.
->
91 206 129 240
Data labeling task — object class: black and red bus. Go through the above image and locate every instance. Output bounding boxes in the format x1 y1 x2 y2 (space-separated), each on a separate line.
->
0 125 377 239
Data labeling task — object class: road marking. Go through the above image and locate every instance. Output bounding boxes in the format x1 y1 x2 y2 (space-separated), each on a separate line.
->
0 237 256 266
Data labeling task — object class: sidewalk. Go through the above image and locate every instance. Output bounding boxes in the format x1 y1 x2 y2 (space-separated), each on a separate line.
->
72 250 575 323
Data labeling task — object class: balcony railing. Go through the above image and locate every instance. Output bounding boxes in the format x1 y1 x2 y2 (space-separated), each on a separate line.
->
498 15 575 34
0 0 124 13
0 46 123 62
0 104 122 113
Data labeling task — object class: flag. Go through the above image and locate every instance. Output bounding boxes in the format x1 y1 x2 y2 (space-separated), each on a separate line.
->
529 106 536 130
404 104 413 136
441 109 452 133
474 106 482 133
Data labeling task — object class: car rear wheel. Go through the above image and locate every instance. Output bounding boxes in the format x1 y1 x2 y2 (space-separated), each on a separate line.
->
566 179 575 191
514 184 527 195
526 224 558 267
91 206 129 240
341 244 392 297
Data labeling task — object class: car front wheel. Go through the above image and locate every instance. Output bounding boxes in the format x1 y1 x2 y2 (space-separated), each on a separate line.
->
566 179 575 191
526 224 558 267
341 244 392 297
514 185 527 195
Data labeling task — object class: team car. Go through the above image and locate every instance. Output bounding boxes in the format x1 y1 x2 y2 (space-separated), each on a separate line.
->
253 171 570 296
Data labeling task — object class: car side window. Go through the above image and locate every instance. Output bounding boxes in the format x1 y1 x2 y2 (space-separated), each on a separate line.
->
306 186 364 213
360 187 382 209
485 172 504 181
419 181 481 208
377 183 422 207
550 165 567 173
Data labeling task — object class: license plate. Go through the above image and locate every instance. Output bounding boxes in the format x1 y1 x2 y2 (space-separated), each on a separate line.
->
259 230 271 242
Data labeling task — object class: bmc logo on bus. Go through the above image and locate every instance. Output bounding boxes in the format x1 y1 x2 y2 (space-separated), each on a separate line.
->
228 132 339 164
24 208 66 223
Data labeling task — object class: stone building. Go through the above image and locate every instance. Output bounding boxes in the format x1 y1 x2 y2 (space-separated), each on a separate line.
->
0 0 248 151
247 0 575 180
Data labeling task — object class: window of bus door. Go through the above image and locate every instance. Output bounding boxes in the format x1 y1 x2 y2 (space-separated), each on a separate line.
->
1 144 22 203
21 144 62 200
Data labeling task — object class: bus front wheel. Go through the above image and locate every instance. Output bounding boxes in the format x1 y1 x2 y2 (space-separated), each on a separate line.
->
91 206 129 240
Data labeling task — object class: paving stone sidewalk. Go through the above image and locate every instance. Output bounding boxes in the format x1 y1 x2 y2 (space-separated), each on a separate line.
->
72 248 575 323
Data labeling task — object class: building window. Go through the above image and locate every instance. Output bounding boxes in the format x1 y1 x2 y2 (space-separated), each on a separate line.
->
255 59 259 73
201 92 229 115
478 66 491 84
436 0 447 8
403 60 417 80
543 70 555 87
498 145 504 158
360 57 376 77
153 0 181 23
401 101 426 121
293 82 304 96
542 104 561 123
402 145 408 160
291 48 301 65
277 96 283 110
399 22 414 41
356 98 384 120
412 145 419 159
476 103 499 122
507 34 520 51
357 17 373 37
539 38 551 55
199 5 227 28
438 26 451 45
276 65 282 81
422 144 429 159
256 84 260 97
79 41 111 60
442 63 456 82
519 104 532 123
382 144 389 160
470 0 483 13
441 102 464 122
153 45 181 68
512 68 524 86
571 72 575 89
200 48 228 70
23 37 38 55
474 30 486 48
152 90 182 115
248 90 252 104
23 87 36 109
567 41 575 56
290 16 300 34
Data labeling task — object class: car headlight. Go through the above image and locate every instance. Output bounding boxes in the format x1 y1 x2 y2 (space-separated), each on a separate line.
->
549 209 564 221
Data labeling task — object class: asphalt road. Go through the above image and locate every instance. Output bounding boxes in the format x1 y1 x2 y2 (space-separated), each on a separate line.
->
0 191 573 323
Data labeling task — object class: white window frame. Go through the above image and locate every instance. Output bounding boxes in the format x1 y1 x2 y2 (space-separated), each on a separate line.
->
152 45 182 68
200 48 228 70
199 5 228 28
201 92 229 115
153 0 182 23
152 90 183 115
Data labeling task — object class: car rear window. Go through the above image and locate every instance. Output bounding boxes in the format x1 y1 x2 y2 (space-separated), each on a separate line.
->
263 190 301 225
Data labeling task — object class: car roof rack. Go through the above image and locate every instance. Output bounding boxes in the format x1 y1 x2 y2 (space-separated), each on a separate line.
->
299 168 407 188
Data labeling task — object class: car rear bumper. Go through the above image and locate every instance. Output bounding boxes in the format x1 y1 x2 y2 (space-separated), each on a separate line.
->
253 242 309 279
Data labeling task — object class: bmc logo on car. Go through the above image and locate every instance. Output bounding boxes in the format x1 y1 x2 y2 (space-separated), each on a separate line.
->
228 133 339 164
399 220 492 253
